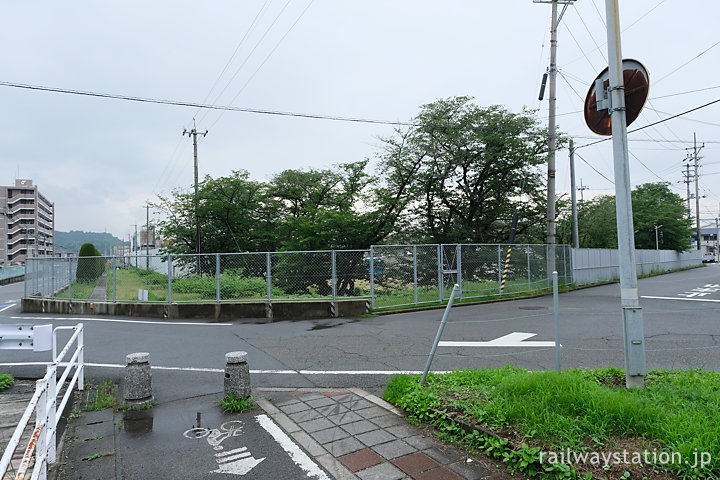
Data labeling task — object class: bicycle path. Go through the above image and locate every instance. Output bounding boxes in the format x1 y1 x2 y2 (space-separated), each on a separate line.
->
50 387 511 480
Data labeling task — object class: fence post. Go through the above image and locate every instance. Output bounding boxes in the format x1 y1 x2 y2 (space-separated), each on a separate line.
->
497 245 502 295
456 244 462 299
51 259 55 298
553 271 561 372
527 245 532 289
266 252 272 303
35 376 49 479
68 259 72 300
167 255 173 304
112 257 117 302
413 245 418 305
216 253 221 303
370 247 375 310
331 250 337 301
46 363 57 464
437 245 443 302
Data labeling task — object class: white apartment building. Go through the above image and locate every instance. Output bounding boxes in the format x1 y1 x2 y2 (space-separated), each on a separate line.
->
0 179 55 264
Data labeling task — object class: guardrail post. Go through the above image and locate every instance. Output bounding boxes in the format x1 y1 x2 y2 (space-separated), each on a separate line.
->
35 376 49 479
78 323 84 391
216 253 221 303
168 255 173 304
46 363 57 464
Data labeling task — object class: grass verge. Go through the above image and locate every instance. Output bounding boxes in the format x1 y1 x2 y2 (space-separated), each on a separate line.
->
384 367 719 479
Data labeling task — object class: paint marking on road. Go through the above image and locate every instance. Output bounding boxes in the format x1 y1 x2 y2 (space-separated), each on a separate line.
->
642 296 720 303
9 316 232 326
439 332 557 348
0 304 16 313
0 362 450 376
256 414 330 480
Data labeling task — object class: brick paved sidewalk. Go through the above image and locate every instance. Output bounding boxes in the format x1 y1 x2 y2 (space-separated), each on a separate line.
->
256 388 512 480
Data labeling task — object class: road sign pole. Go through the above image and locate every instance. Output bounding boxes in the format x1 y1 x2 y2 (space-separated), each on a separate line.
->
605 0 646 388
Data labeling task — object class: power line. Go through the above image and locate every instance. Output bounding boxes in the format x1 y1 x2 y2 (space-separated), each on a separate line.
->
206 0 315 131
575 151 614 184
655 40 720 85
0 80 413 127
577 97 720 149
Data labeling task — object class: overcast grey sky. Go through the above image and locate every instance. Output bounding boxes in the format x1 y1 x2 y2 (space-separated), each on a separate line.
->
2 1 719 243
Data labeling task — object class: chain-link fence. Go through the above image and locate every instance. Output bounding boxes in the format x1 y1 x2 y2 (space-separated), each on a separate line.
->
24 244 570 307
370 244 572 309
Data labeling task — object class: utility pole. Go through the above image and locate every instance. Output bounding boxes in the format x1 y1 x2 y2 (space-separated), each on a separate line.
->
577 178 589 203
145 205 151 270
183 120 208 274
681 163 692 218
132 224 138 268
683 134 704 249
569 139 579 249
534 0 574 281
605 0 646 388
654 224 662 250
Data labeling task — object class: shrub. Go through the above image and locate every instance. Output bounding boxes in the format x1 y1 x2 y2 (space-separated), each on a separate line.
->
76 243 105 282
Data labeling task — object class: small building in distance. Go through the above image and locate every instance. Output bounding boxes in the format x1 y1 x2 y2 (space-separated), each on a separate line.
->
0 179 55 264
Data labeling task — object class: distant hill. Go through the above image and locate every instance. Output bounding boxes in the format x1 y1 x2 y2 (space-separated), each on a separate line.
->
54 230 126 256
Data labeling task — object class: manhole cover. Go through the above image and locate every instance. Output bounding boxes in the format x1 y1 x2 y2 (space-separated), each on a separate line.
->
518 306 548 311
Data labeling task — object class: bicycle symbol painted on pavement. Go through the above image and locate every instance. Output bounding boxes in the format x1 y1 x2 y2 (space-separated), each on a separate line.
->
183 420 266 476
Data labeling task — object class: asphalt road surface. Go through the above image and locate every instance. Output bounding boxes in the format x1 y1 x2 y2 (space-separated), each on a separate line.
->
2 265 719 399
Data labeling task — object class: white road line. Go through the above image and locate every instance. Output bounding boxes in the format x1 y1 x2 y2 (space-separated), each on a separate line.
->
256 414 330 480
9 316 232 326
0 304 16 313
641 296 720 303
0 362 447 375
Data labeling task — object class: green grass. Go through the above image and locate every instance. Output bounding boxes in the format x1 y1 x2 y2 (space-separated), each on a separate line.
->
219 393 256 413
0 374 14 392
56 281 97 300
81 380 116 411
384 367 720 479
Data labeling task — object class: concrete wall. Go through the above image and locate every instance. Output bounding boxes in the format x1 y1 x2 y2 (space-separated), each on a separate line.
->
571 248 703 285
21 297 368 322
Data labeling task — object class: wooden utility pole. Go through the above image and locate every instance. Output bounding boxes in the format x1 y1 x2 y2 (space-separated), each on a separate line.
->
183 120 208 267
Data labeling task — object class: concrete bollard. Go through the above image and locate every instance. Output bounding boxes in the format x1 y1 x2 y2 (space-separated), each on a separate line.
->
124 352 153 404
224 351 250 398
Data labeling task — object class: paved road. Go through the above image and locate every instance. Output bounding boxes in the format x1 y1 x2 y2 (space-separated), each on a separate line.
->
1 265 719 399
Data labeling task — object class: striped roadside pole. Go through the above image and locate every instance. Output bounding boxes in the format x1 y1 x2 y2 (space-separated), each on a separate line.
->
500 245 513 294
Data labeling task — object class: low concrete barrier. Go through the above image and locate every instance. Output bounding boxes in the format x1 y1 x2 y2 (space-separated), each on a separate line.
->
0 275 23 286
20 297 367 321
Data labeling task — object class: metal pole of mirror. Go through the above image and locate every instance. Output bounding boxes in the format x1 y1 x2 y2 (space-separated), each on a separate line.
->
553 271 561 372
421 283 460 385
605 0 646 388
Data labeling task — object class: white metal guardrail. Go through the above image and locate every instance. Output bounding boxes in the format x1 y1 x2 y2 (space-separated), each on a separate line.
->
0 323 84 480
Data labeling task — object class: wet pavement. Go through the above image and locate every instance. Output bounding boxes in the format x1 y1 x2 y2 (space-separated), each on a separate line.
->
50 387 512 480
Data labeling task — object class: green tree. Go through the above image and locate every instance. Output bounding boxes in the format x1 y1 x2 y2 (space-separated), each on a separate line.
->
76 243 105 282
378 97 552 244
567 182 691 252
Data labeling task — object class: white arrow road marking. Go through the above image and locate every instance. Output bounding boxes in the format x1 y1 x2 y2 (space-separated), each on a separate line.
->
256 414 330 480
439 332 557 348
212 447 265 476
